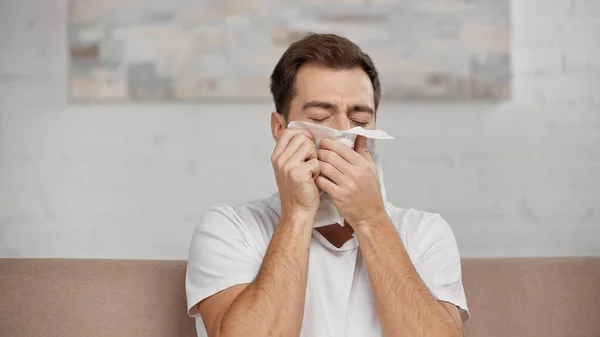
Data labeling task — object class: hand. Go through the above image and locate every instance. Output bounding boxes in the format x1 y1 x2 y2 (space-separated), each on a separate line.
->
315 136 387 229
272 128 321 216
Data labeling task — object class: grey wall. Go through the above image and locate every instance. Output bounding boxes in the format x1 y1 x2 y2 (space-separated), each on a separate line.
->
0 0 599 259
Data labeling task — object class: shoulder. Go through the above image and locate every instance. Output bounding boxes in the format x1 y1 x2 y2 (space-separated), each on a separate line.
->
386 202 453 240
386 204 470 321
385 203 458 261
194 194 281 253
186 196 281 318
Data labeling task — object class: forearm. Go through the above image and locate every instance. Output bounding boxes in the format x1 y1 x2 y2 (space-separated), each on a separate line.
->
220 211 313 337
355 216 460 337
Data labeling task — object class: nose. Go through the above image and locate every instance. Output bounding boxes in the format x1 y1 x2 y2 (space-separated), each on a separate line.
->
331 115 350 131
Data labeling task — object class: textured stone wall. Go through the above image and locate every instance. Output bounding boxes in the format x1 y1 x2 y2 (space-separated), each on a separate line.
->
0 0 599 258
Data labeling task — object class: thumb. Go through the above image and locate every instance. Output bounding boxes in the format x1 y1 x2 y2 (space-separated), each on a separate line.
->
354 135 373 161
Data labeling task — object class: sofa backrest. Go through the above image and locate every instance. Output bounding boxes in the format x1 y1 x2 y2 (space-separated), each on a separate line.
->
1 258 599 337
0 259 196 337
461 257 600 337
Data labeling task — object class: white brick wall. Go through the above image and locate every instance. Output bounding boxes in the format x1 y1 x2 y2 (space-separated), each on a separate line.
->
0 0 598 259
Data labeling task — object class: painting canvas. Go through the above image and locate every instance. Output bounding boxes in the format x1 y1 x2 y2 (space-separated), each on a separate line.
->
68 0 510 102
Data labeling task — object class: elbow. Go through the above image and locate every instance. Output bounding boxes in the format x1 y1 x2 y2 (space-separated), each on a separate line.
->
444 323 463 337
212 311 231 337
431 317 462 337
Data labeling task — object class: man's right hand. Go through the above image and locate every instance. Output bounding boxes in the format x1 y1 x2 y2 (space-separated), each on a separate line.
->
271 128 320 216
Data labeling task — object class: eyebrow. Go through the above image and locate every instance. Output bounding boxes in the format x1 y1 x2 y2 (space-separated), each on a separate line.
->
351 104 375 115
302 100 375 115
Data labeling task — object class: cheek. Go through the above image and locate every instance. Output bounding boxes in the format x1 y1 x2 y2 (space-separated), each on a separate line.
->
366 117 377 129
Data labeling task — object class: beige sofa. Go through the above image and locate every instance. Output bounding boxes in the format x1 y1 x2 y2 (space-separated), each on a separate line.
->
1 258 599 337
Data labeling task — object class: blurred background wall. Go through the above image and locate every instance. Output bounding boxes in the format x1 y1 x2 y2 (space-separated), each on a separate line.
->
0 0 599 259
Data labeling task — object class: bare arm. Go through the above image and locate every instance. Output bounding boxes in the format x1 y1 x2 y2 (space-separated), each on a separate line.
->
198 210 313 337
354 215 463 337
315 136 464 337
199 128 321 337
198 210 314 337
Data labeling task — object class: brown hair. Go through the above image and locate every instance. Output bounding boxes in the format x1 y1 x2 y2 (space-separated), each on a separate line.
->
270 33 381 119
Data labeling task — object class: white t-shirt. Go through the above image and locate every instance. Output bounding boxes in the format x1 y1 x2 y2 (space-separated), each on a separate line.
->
186 193 470 337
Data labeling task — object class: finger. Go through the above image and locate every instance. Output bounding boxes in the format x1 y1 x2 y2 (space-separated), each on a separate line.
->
316 175 338 195
354 135 374 163
319 138 363 165
279 134 313 163
317 149 353 175
305 158 321 179
272 128 314 159
319 161 346 185
279 134 315 164
288 141 318 164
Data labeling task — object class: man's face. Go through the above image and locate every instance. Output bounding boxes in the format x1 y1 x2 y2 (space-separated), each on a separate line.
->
272 62 376 139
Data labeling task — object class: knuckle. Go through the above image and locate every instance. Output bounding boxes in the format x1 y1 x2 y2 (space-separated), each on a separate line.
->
292 129 309 138
325 164 335 176
338 187 349 198
300 142 311 151
290 168 303 181
284 163 294 173
357 166 368 177
301 136 315 147
300 129 313 138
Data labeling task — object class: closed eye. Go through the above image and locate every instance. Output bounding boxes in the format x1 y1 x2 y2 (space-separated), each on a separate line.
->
352 120 368 127
310 117 330 124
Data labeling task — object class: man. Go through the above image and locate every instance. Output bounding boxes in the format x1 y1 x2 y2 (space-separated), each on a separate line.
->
186 33 469 337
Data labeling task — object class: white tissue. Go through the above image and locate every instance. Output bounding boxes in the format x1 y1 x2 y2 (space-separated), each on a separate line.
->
288 121 393 147
287 121 394 228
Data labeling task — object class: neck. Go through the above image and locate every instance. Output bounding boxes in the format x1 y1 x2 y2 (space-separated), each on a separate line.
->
315 221 355 248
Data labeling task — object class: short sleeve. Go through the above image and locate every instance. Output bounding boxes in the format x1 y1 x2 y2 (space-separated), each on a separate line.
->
413 214 470 322
185 205 263 316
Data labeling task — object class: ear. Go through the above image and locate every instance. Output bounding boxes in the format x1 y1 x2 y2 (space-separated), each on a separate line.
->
271 111 287 141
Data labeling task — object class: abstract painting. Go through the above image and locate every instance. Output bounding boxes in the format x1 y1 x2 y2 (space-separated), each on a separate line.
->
68 0 510 102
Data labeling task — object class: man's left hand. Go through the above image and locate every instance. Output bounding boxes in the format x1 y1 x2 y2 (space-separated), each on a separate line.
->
315 135 387 229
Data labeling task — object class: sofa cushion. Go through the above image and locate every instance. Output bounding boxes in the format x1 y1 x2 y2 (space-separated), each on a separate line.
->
1 257 599 337
462 257 600 337
0 259 196 337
